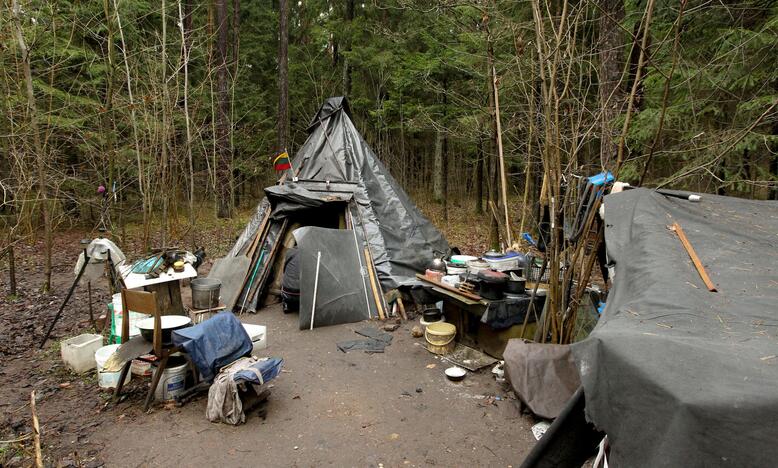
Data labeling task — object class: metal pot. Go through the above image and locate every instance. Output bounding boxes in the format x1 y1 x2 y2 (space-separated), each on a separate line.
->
506 277 526 294
136 315 192 344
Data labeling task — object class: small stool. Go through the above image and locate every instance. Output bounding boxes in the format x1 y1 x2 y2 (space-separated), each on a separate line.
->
189 304 226 324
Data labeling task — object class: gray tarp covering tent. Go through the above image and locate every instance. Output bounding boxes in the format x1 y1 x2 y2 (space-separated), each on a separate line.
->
210 96 448 313
572 188 778 466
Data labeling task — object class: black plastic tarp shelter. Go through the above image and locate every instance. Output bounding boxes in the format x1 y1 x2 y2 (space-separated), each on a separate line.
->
209 96 448 314
571 188 778 466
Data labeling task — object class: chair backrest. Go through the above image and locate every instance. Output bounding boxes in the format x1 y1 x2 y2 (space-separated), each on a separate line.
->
120 289 161 354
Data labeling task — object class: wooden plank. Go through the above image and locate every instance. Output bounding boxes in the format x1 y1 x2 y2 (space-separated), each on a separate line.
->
246 218 289 311
246 211 271 259
431 286 481 306
365 247 385 320
416 273 483 301
671 222 717 292
235 216 274 307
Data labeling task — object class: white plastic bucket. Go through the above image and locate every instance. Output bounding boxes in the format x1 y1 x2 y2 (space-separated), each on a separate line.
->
153 359 188 401
242 323 267 355
95 344 131 388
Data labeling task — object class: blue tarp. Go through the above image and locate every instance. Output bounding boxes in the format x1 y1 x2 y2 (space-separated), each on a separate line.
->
172 312 252 382
232 357 284 385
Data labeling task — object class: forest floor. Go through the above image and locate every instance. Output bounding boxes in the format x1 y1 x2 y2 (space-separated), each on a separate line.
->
0 199 539 467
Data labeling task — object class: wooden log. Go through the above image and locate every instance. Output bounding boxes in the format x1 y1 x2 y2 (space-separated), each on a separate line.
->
397 297 408 321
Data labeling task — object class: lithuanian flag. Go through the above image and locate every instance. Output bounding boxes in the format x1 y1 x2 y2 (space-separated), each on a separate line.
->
273 151 291 171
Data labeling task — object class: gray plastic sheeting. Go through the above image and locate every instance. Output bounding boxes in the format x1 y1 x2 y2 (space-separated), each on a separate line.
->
217 97 448 291
572 188 778 467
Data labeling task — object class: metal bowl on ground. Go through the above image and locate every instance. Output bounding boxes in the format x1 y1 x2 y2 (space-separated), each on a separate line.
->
136 315 192 343
445 366 467 381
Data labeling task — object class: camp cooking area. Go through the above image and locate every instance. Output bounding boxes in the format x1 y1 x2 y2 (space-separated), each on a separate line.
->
3 98 778 467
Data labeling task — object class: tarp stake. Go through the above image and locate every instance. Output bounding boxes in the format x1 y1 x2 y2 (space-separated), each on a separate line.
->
310 251 322 330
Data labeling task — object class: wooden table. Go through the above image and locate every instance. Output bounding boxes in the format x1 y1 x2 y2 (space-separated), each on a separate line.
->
426 284 540 359
120 263 197 316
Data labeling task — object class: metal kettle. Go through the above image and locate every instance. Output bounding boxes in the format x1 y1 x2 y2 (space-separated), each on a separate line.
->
427 251 447 272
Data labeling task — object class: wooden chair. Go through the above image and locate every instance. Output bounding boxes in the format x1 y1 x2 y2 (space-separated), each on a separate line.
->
114 289 182 411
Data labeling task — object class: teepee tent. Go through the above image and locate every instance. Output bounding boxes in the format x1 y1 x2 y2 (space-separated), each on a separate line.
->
209 97 449 316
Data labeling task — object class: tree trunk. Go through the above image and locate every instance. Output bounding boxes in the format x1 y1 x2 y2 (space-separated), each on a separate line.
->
102 0 117 237
342 0 354 96
8 245 16 296
486 36 500 249
215 0 232 218
475 136 484 214
597 0 625 168
161 0 170 246
433 131 444 202
12 0 52 293
178 0 195 246
277 0 289 152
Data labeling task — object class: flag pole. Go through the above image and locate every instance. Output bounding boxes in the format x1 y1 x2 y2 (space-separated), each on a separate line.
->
286 148 298 181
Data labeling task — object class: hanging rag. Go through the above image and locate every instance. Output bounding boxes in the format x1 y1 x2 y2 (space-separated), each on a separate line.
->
206 356 284 425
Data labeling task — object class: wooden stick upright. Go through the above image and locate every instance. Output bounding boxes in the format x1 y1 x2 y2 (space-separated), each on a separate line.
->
365 247 386 320
492 64 512 246
30 391 42 468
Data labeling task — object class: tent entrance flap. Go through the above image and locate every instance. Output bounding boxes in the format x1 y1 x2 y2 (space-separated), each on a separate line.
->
295 227 375 329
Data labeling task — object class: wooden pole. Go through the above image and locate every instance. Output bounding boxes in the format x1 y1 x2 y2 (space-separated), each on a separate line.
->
671 222 717 292
364 247 386 320
492 64 512 246
87 281 96 331
30 391 42 468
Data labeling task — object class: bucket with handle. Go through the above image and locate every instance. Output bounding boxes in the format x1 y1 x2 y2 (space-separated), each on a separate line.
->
153 357 189 401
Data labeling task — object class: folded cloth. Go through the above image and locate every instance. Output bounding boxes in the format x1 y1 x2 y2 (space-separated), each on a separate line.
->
206 356 283 425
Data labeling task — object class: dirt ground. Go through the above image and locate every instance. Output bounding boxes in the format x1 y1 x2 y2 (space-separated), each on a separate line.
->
0 229 541 467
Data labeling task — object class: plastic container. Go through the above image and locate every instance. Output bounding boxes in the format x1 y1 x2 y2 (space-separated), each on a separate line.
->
446 263 468 275
425 322 456 355
466 259 490 274
242 324 267 355
450 255 477 265
131 354 155 376
191 278 221 309
61 334 104 373
153 357 189 401
485 252 526 272
95 344 131 388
